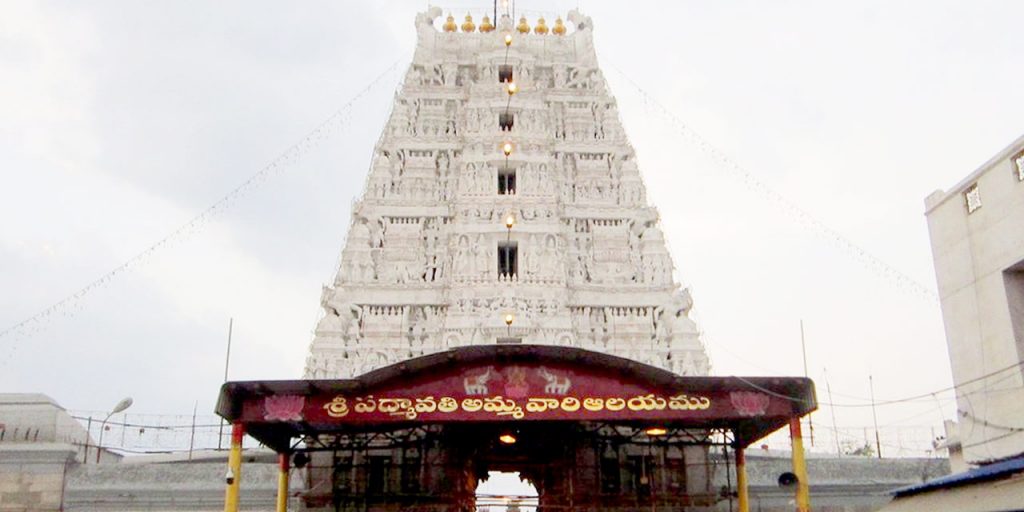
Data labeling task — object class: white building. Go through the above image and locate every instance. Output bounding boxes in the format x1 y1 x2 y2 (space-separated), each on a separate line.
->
0 394 104 511
304 8 710 379
924 134 1024 464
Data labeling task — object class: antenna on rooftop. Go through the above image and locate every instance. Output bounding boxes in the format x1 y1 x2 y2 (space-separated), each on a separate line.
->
800 320 815 447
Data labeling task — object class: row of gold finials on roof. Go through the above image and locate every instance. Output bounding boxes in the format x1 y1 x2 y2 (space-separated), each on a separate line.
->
443 13 567 35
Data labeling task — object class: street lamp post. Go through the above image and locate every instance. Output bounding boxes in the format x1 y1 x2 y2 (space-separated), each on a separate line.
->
96 397 133 464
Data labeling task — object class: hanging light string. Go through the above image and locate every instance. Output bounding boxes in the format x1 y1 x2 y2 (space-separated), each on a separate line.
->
606 63 939 302
0 60 403 343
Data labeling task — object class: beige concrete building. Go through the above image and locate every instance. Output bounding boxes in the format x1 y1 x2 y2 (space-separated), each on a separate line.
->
0 394 92 512
924 134 1024 464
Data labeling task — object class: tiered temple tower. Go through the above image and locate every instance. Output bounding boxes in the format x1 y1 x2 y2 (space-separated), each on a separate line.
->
304 8 709 379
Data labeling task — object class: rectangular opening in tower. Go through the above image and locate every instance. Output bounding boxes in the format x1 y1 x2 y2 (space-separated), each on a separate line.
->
498 242 518 278
498 64 513 83
499 111 514 131
498 168 516 195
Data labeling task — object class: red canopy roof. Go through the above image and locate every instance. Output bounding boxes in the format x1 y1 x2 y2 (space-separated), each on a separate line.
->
216 345 816 452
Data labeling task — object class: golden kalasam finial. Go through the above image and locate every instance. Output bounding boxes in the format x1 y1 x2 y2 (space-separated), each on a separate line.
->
552 16 566 36
443 13 458 33
479 15 495 33
461 13 476 33
517 16 530 34
534 16 549 35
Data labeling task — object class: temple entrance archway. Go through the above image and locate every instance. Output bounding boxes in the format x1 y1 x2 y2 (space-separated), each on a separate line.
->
216 345 817 511
475 472 538 512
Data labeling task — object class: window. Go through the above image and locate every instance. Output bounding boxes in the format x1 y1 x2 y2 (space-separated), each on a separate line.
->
333 456 353 493
600 448 621 494
624 455 652 498
400 457 421 493
1014 150 1024 182
367 456 392 495
965 183 982 213
498 64 513 83
498 242 518 278
498 169 516 195
499 112 514 131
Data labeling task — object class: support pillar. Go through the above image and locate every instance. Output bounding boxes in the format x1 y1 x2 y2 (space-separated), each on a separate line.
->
789 417 811 512
735 446 749 512
277 453 290 512
224 423 244 512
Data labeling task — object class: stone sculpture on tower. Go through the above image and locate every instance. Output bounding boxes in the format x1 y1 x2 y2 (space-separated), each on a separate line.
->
304 8 710 379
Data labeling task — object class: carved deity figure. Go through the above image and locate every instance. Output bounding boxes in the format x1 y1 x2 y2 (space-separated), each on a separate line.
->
453 235 471 276
654 289 697 341
321 294 362 342
539 235 560 277
474 234 490 277
526 234 542 276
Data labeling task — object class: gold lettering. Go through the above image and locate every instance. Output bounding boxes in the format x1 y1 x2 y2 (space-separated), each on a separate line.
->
583 398 604 412
483 396 516 413
652 396 667 410
526 398 559 413
496 406 525 419
438 397 458 413
354 396 377 413
668 394 711 410
323 396 349 418
462 398 484 412
560 397 581 412
415 397 438 413
379 398 412 415
606 398 626 411
627 395 647 411
669 394 689 410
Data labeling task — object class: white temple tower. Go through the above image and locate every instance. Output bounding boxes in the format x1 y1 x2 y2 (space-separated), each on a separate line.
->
304 8 710 379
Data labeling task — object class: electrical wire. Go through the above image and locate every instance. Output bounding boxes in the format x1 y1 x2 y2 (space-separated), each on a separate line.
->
732 358 1024 408
958 410 1024 432
606 62 939 302
0 60 402 343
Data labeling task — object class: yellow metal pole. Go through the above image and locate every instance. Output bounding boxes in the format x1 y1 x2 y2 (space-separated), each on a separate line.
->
224 422 244 512
789 417 811 512
276 453 290 512
735 446 750 512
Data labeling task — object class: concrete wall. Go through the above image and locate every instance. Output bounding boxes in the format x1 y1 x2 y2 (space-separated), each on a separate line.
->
713 453 948 512
65 461 282 511
0 445 76 512
51 453 948 512
924 134 1024 463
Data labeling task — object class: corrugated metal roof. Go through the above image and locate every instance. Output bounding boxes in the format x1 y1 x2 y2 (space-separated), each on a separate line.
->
892 454 1024 497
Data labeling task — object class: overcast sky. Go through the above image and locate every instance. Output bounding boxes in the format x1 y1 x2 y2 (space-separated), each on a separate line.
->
2 1 1022 453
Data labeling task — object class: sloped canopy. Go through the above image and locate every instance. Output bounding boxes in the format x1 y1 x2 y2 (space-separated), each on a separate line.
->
216 345 816 452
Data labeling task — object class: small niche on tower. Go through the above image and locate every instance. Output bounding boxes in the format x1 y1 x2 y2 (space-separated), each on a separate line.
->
498 168 516 195
497 242 518 279
498 64 513 83
499 112 514 131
